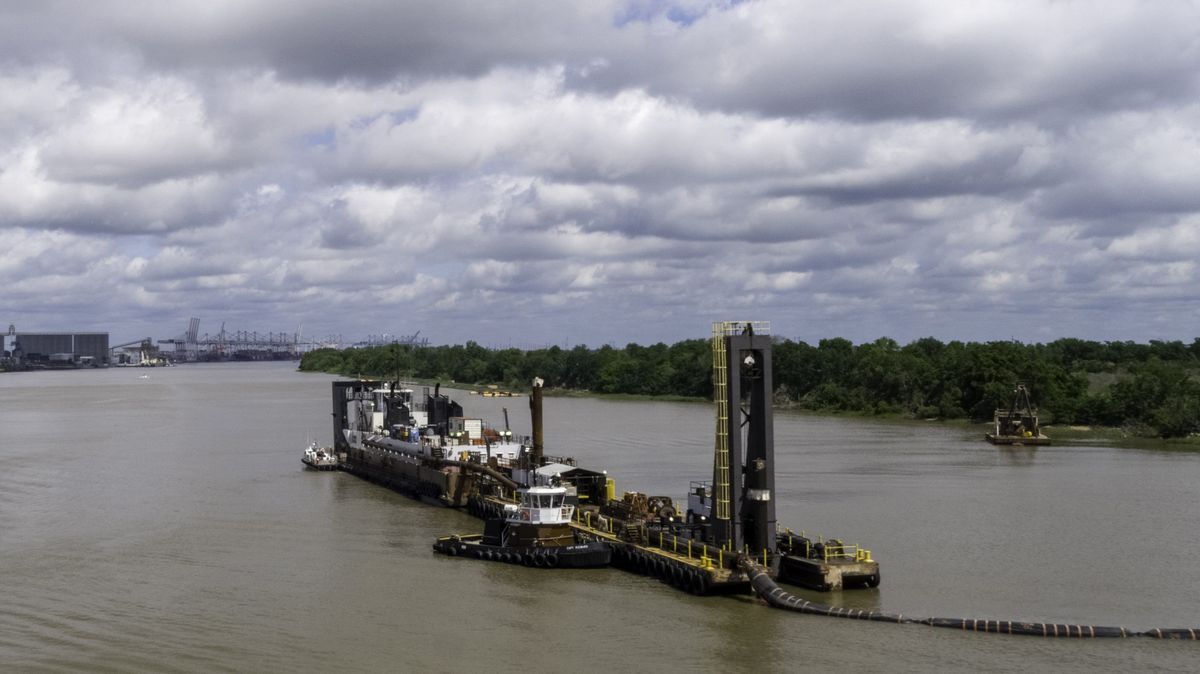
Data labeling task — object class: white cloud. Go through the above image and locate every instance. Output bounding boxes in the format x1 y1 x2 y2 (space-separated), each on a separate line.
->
1 1 1198 346
37 77 230 186
1108 219 1200 261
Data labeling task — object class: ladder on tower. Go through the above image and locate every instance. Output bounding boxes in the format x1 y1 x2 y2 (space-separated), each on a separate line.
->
712 322 731 527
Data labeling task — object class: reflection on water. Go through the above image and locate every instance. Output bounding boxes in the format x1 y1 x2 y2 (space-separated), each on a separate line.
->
0 363 1196 672
997 446 1039 466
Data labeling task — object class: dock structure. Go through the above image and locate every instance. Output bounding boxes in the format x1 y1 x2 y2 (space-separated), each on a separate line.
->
159 317 318 362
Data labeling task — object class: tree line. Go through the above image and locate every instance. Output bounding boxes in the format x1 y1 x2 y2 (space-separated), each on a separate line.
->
300 336 1200 438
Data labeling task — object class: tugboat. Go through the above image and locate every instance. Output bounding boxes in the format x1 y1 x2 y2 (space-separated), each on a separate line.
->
985 383 1051 445
433 481 612 568
302 441 338 470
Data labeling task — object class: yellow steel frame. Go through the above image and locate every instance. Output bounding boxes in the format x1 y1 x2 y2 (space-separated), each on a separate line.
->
712 321 770 532
712 322 731 524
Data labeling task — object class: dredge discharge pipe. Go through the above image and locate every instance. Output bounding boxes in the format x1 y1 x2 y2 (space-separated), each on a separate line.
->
741 556 912 624
738 557 1198 640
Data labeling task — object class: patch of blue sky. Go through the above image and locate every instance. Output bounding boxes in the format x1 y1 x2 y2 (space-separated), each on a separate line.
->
302 108 419 149
122 235 162 259
613 0 740 27
389 108 420 125
302 126 336 148
343 107 420 133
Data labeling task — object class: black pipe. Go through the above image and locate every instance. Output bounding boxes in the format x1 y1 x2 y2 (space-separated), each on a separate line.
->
743 558 910 623
1143 628 1200 640
924 617 1129 638
530 377 544 467
739 557 1197 639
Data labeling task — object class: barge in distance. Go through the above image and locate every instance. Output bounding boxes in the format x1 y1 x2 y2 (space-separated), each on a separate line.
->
986 383 1051 445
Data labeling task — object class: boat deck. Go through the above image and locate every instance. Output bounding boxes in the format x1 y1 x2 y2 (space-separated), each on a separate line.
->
986 433 1051 446
570 518 748 592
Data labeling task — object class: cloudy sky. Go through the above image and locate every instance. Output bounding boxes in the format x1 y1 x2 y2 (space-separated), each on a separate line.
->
2 1 1198 348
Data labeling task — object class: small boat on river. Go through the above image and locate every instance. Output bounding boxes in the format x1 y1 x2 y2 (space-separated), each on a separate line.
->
302 441 338 470
432 483 611 568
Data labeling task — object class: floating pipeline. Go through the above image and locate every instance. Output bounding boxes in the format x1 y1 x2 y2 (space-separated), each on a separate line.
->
740 558 1199 640
468 497 1197 638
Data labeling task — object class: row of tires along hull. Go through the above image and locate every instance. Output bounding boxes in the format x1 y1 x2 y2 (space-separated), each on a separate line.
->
432 539 609 568
609 543 741 596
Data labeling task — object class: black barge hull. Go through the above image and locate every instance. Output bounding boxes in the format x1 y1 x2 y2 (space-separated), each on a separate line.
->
777 554 880 591
985 433 1051 446
433 535 611 568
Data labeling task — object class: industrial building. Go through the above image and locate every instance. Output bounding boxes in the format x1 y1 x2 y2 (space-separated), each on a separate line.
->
2 325 110 367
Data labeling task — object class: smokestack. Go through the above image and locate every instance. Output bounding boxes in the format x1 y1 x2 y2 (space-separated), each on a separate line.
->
530 377 544 467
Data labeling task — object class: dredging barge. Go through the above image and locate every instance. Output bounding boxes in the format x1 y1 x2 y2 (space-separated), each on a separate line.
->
331 380 526 506
330 321 878 593
318 323 1200 640
986 383 1051 446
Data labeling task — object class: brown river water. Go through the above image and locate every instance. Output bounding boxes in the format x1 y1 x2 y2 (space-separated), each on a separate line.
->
1 362 1197 672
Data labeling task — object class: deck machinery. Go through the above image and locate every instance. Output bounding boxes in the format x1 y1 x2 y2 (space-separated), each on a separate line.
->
556 321 880 594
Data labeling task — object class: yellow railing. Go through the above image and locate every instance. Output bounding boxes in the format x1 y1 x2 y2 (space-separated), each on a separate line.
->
780 529 875 564
576 510 615 535
818 543 873 563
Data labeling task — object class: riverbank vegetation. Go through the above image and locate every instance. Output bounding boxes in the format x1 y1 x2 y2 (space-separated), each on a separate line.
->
300 337 1200 439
